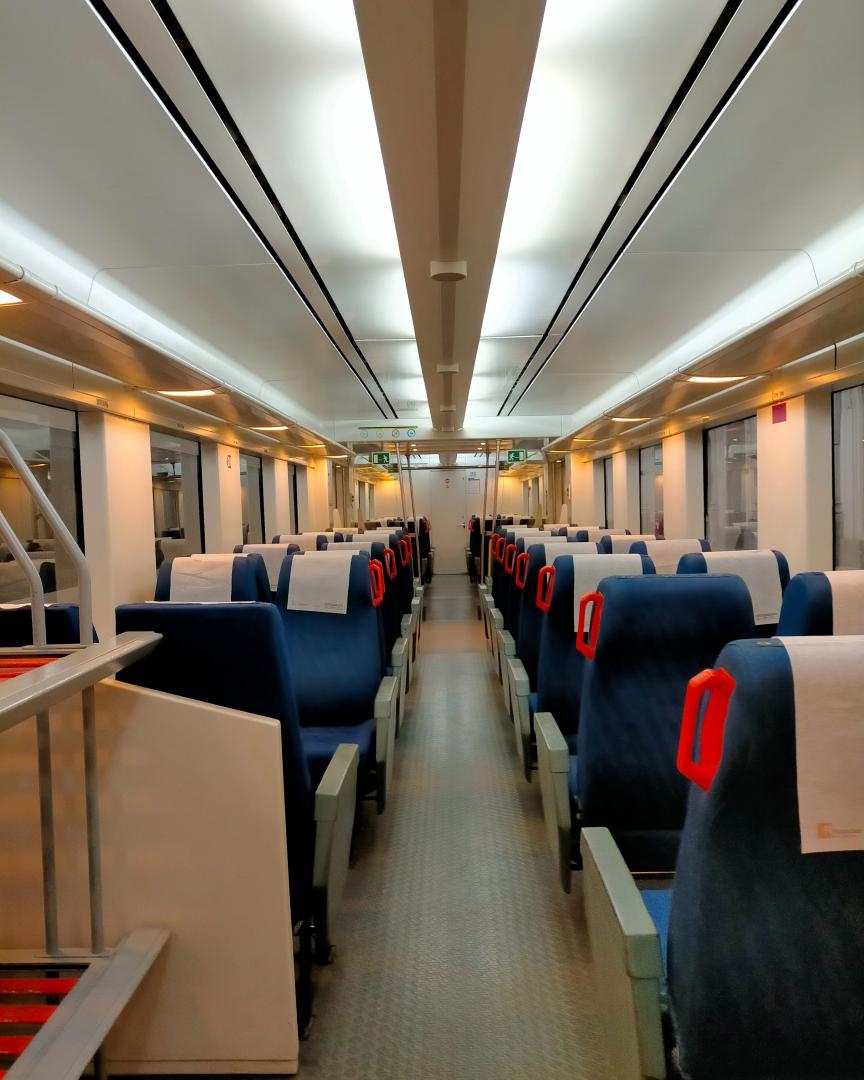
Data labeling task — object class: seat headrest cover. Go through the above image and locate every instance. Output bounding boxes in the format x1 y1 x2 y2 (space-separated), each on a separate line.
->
327 541 374 552
699 549 783 625
239 544 295 588
777 635 864 853
285 550 354 614
636 537 701 569
536 541 581 564
274 534 319 551
169 556 235 602
563 553 646 624
826 570 864 633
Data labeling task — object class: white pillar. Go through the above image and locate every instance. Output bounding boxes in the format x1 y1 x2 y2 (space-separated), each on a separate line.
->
78 412 156 640
570 456 605 525
612 449 640 533
200 442 242 553
757 393 833 574
662 429 704 538
262 457 293 542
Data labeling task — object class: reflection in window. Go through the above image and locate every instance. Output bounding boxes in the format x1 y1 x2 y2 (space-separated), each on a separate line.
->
604 457 614 529
151 431 202 566
833 385 864 569
240 453 264 545
0 395 81 603
704 417 757 551
640 444 664 537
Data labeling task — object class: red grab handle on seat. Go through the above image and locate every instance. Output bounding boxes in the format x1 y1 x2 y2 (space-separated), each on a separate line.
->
369 560 385 606
575 591 604 660
383 547 397 580
536 565 555 612
677 667 736 791
398 538 411 566
494 536 506 563
514 552 529 590
504 543 517 574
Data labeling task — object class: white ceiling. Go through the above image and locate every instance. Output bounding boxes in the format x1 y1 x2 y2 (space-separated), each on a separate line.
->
512 0 864 421
0 0 861 444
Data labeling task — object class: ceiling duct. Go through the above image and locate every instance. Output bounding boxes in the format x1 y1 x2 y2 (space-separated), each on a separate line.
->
438 451 458 467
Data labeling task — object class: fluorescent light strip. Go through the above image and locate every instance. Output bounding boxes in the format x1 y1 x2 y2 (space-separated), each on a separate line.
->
83 0 395 419
0 289 23 306
505 0 804 416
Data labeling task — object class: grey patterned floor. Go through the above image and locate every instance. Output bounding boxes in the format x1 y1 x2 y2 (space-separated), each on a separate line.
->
297 575 613 1079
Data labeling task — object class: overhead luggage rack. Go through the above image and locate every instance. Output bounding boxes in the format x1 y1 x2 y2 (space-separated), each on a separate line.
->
0 428 165 1080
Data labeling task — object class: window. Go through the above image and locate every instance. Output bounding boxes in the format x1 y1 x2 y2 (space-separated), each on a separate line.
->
704 417 757 551
0 395 81 602
640 444 664 537
604 457 614 529
150 431 203 565
833 385 864 569
240 452 264 544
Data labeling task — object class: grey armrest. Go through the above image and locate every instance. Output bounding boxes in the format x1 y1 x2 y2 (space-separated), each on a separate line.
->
390 636 409 731
374 674 399 812
580 827 666 1079
313 743 360 958
506 656 533 780
534 711 573 892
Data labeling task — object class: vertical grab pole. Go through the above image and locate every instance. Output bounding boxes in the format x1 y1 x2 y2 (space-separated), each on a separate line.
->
0 430 102 954
480 446 490 583
405 448 418 577
489 440 501 553
0 511 57 956
395 441 409 528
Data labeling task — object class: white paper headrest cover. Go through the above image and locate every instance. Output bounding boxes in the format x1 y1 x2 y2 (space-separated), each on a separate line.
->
702 550 782 625
825 570 864 634
324 541 373 552
170 556 235 602
276 534 319 551
637 538 700 571
568 553 644 626
777 636 864 853
286 551 354 615
237 544 295 588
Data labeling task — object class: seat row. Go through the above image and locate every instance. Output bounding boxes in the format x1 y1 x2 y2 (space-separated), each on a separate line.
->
477 524 864 1076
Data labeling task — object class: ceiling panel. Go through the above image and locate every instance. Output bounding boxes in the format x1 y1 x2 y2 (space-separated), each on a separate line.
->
516 0 864 423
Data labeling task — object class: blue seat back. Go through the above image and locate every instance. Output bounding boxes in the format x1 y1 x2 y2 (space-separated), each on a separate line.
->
777 569 864 636
114 601 313 920
507 538 576 642
322 542 392 662
276 553 383 726
576 574 754 868
669 638 864 1077
0 603 82 646
677 548 789 635
154 555 262 602
536 555 654 741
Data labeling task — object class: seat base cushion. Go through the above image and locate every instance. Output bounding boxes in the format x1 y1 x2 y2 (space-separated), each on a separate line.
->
301 718 377 794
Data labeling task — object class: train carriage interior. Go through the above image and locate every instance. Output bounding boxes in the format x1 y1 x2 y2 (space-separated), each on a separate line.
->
0 0 862 1077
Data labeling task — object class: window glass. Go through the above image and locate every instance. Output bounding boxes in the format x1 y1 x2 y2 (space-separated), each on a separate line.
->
0 395 80 602
833 385 864 568
604 457 614 528
640 444 664 536
150 430 203 565
240 453 264 545
704 417 757 551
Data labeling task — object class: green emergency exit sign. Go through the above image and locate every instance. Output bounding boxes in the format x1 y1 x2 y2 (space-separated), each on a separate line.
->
370 452 390 464
507 449 527 462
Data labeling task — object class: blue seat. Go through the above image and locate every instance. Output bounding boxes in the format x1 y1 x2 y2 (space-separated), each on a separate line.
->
576 574 754 872
777 569 864 635
271 533 329 550
678 548 790 635
154 554 265 602
668 638 864 1078
0 603 83 645
276 552 398 811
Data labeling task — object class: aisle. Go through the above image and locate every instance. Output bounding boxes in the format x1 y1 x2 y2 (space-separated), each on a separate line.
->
299 576 613 1079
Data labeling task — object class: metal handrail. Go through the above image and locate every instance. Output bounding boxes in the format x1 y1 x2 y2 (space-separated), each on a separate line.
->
0 429 92 644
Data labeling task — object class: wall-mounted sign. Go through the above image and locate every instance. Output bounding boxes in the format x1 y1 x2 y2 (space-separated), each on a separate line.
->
370 452 390 464
507 449 527 463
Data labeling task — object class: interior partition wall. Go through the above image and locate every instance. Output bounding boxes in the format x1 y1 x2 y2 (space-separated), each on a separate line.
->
639 444 664 536
704 417 758 551
0 393 81 601
833 383 864 568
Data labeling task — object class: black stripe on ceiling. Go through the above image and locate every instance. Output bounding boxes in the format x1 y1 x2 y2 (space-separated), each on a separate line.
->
499 0 793 417
85 0 396 420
